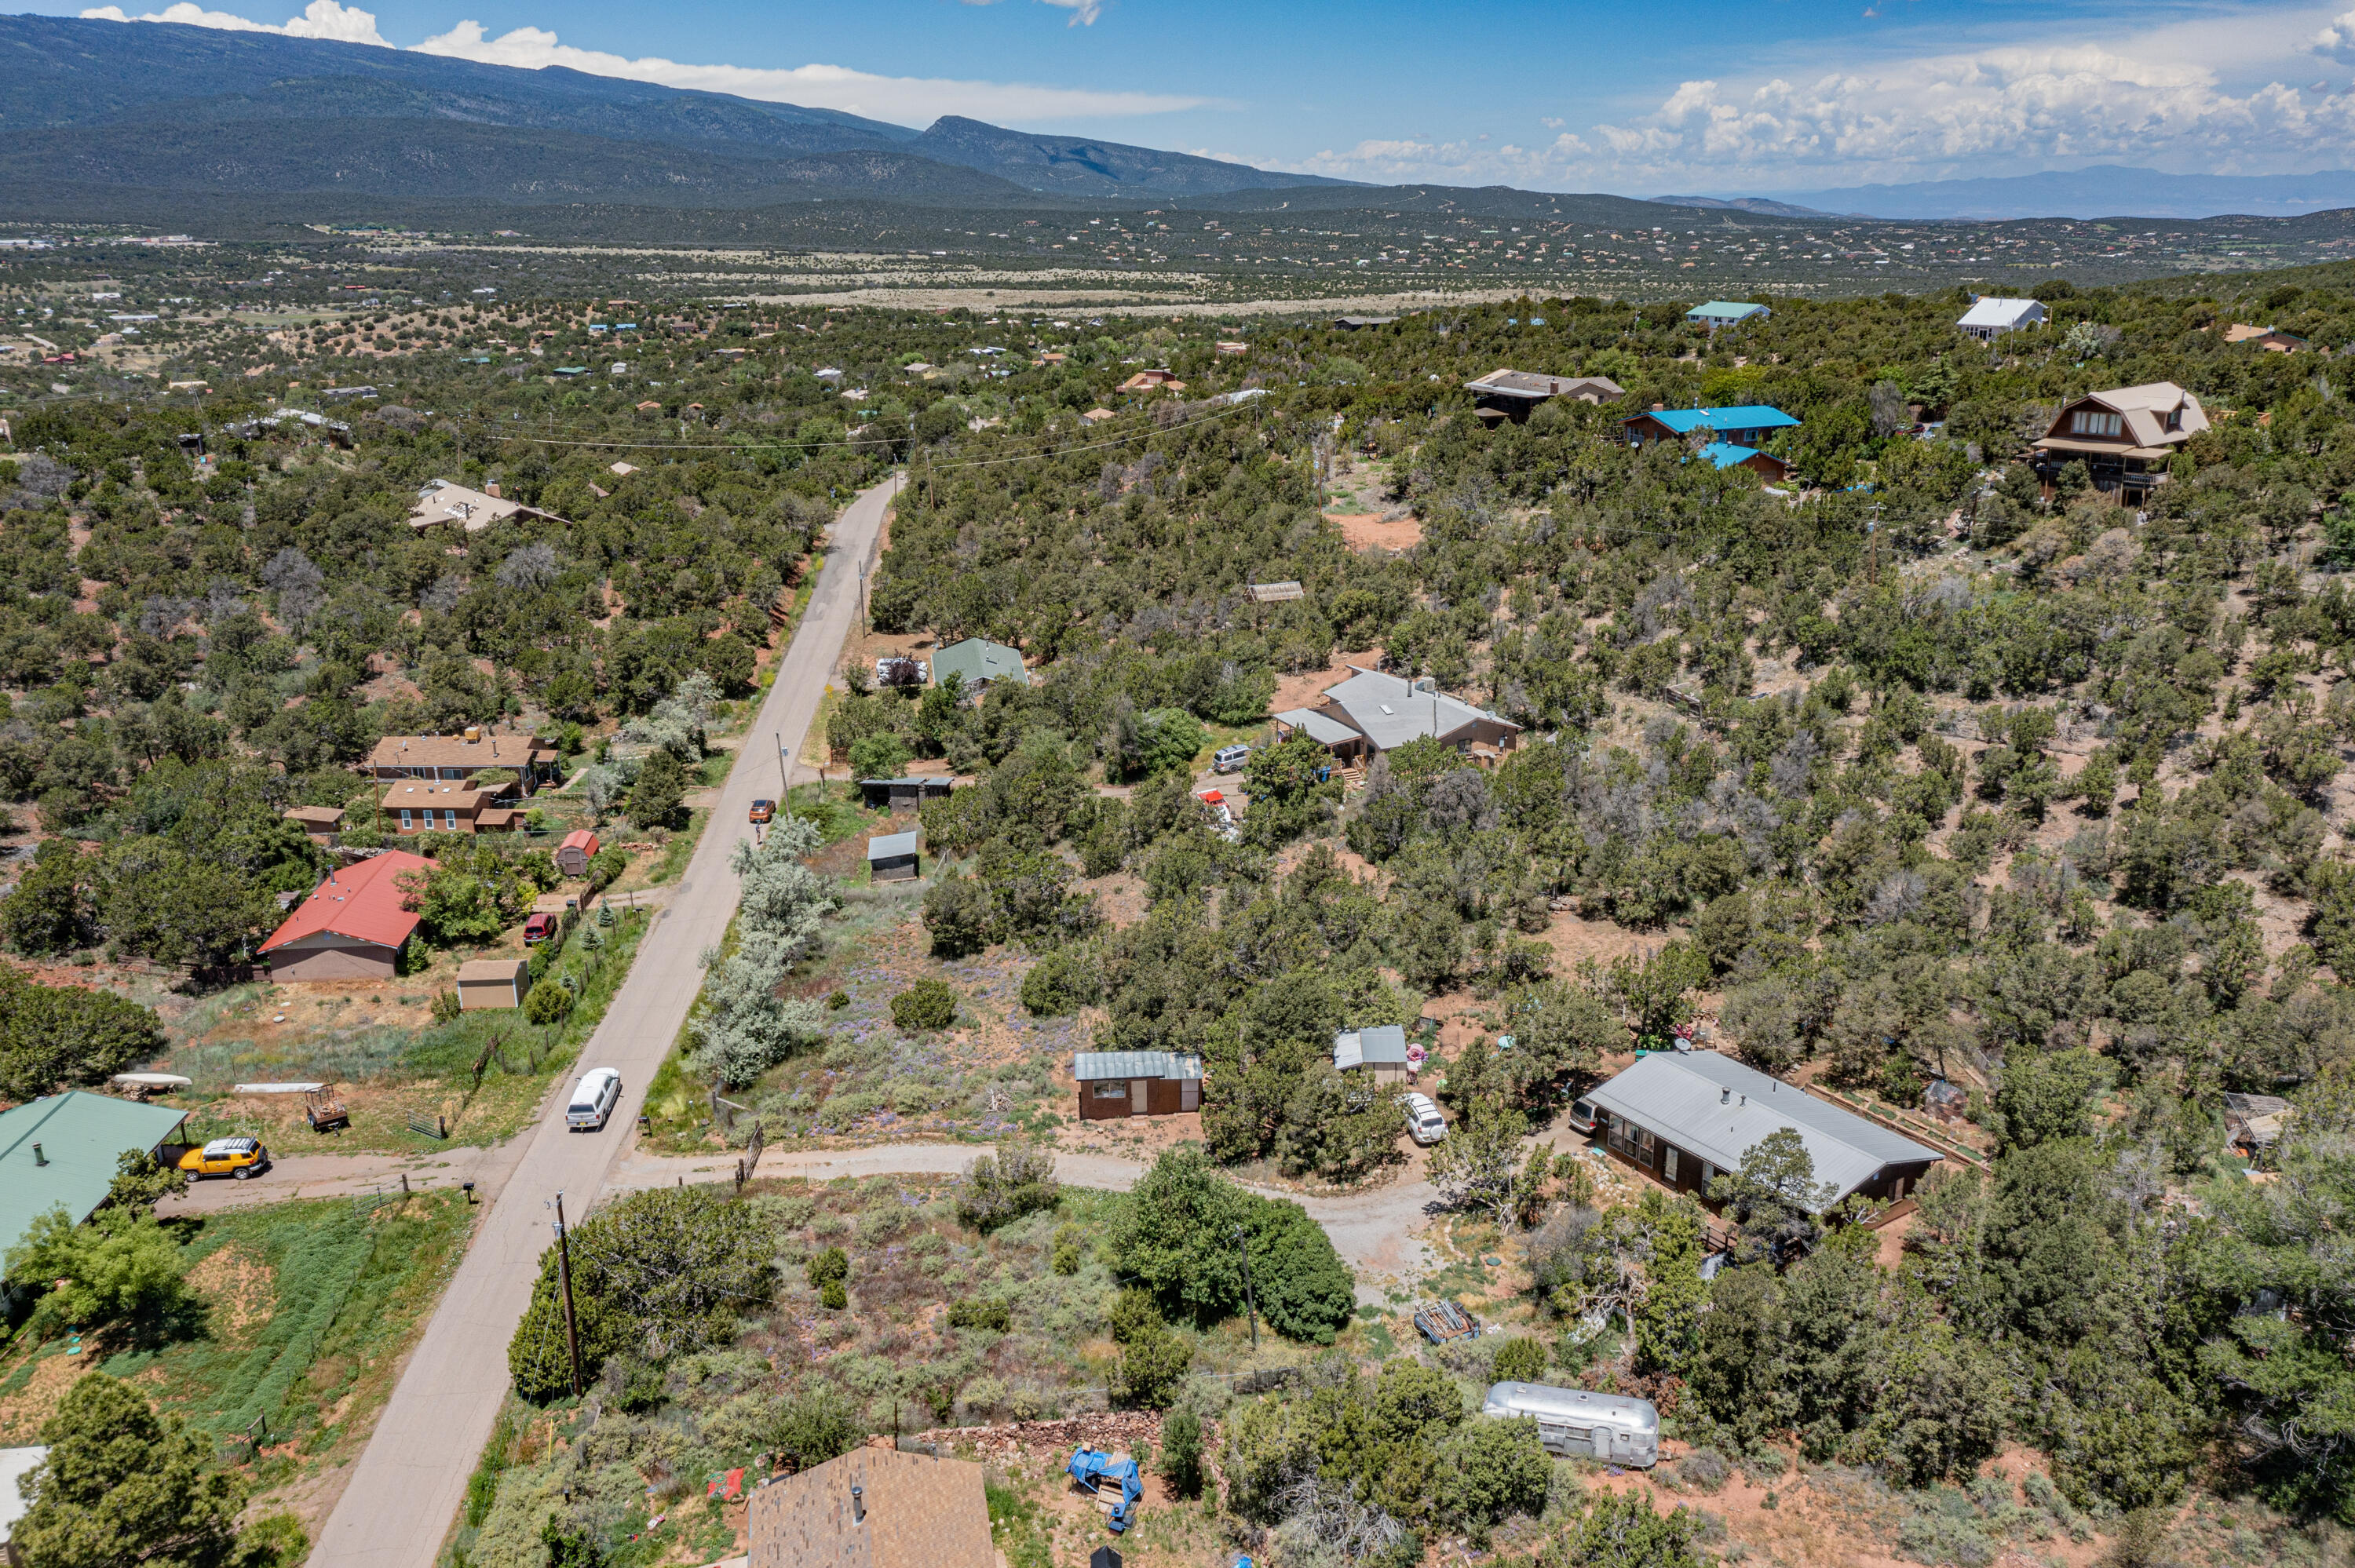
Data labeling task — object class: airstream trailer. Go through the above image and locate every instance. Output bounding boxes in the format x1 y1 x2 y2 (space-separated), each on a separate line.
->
1481 1381 1659 1468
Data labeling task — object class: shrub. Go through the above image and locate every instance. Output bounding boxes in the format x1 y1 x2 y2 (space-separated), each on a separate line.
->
1020 945 1101 1016
1492 1336 1547 1384
891 978 958 1032
947 1298 1012 1332
806 1245 849 1288
820 1280 848 1311
771 1384 865 1470
523 978 575 1025
955 1142 1059 1231
1160 1407 1205 1498
1115 1320 1192 1409
1051 1224 1083 1275
1673 1449 1732 1493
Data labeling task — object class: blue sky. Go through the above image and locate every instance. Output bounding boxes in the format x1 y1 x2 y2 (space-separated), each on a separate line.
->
49 0 2355 192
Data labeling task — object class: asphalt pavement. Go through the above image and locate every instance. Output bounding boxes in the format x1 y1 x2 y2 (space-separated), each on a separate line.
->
308 472 901 1568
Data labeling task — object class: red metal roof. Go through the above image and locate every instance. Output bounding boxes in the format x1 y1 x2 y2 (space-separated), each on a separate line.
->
560 829 598 852
259 851 436 954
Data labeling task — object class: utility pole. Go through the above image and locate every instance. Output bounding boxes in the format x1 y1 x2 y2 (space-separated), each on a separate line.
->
1231 1224 1261 1353
553 1191 582 1399
1866 504 1883 586
775 731 790 798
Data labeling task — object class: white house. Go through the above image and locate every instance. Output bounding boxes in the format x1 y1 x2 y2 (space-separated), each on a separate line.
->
1957 297 2046 341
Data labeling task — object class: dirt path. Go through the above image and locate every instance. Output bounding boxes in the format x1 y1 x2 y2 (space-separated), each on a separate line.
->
309 472 904 1568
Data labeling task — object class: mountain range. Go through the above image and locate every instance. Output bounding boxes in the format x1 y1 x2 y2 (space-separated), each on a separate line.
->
0 13 1351 206
1761 166 2355 221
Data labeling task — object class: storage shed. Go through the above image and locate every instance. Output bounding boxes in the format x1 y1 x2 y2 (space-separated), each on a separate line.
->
455 957 530 1011
1583 1051 1940 1208
554 829 600 878
1073 1051 1203 1119
867 830 920 882
1333 1023 1411 1084
283 804 345 847
857 776 956 813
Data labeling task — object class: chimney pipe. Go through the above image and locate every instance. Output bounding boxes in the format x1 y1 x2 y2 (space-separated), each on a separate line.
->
33 1143 47 1165
1720 1088 1729 1105
851 1485 864 1523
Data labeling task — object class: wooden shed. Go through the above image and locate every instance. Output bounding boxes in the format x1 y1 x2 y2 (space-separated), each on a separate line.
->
867 830 920 881
283 805 345 847
856 776 955 813
1073 1050 1203 1119
455 957 530 1011
554 829 600 879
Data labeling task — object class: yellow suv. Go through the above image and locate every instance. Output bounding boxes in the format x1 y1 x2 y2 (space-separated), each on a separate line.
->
179 1136 270 1180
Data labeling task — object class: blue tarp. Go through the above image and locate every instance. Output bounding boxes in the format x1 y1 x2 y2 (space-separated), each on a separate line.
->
1067 1447 1143 1531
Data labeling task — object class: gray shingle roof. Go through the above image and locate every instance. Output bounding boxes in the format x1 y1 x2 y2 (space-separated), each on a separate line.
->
1583 1052 1937 1207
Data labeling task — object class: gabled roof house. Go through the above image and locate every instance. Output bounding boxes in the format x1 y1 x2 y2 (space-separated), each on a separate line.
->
2028 381 2206 506
1463 368 1625 424
258 851 435 982
1621 405 1800 450
1685 301 1771 333
1957 297 2046 341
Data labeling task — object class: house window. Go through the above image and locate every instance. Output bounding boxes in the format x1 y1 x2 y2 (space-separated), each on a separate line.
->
1092 1081 1127 1099
400 809 413 830
1663 1147 1679 1182
444 809 459 830
2069 410 2123 437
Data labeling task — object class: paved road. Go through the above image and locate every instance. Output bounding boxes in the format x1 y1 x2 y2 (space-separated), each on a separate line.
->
310 473 902 1568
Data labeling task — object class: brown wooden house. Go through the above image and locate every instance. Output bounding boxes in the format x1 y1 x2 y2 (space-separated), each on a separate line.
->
2028 381 2206 507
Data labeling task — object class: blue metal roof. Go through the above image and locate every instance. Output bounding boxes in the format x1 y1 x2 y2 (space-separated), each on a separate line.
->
1698 442 1764 469
1636 406 1801 435
1686 301 1770 321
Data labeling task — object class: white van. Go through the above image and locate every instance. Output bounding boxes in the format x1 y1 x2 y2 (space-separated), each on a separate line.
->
1482 1380 1659 1468
1213 743 1251 774
566 1068 621 1131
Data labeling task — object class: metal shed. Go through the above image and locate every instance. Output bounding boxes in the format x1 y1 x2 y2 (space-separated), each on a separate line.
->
1333 1023 1411 1084
867 830 921 881
1072 1051 1202 1119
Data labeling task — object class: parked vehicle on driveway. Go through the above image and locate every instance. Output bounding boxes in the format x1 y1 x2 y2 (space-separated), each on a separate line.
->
567 1068 621 1130
181 1136 269 1180
748 799 776 824
523 911 560 945
1400 1091 1448 1144
1213 742 1251 773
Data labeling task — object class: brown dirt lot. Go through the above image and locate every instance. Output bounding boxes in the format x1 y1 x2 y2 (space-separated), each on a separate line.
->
1328 511 1423 552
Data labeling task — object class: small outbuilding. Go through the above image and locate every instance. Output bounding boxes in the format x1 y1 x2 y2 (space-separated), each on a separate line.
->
867 830 921 882
554 829 600 878
857 777 955 813
1073 1051 1203 1119
2224 1092 2293 1161
455 957 530 1011
283 804 345 847
1697 442 1794 485
1333 1023 1411 1084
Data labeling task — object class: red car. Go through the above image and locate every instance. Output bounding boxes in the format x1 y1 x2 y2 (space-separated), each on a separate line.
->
523 912 559 945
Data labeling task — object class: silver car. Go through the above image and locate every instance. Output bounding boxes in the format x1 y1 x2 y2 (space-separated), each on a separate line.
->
1400 1091 1448 1145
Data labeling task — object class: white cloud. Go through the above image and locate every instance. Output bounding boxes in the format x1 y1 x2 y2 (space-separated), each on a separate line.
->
1037 0 1104 24
82 0 387 42
1280 17 2355 190
2313 7 2355 60
78 4 1194 124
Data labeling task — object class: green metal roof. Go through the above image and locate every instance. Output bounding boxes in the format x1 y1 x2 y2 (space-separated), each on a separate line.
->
0 1092 188 1280
931 638 1029 687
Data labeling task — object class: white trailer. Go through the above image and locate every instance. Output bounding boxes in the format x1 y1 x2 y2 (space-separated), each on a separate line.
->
1481 1380 1659 1468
